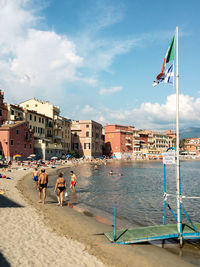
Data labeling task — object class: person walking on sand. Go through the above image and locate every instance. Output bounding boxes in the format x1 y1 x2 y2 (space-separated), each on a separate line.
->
38 168 48 204
54 172 67 206
70 171 77 192
32 167 39 188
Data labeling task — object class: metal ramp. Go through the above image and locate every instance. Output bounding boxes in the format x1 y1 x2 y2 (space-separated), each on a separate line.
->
104 223 200 244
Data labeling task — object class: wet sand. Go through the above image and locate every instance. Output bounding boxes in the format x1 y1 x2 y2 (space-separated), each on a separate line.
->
15 165 197 267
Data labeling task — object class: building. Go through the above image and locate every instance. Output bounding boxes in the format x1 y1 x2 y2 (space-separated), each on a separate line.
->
61 118 71 153
71 120 103 158
7 104 24 122
19 98 60 118
19 98 71 159
165 129 176 148
148 130 173 153
0 91 8 126
105 124 133 159
0 121 34 160
184 138 200 156
131 128 141 158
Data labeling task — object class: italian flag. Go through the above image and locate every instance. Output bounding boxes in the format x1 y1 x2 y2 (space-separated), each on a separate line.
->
156 36 175 80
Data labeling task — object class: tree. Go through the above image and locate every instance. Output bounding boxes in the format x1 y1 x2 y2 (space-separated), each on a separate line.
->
179 138 186 149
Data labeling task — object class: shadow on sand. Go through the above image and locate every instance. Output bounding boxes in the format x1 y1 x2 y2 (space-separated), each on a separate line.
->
0 251 10 267
0 195 23 208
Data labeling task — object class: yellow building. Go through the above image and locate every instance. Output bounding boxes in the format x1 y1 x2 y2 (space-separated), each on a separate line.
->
19 98 71 158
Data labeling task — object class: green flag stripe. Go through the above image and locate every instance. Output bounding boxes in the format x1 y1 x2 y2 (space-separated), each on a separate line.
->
166 36 175 63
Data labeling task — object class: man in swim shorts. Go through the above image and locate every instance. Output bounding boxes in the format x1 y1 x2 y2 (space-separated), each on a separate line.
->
70 171 77 192
32 167 39 188
38 168 48 204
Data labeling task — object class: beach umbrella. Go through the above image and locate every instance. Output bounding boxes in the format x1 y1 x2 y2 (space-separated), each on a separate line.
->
51 156 58 160
29 154 36 157
27 156 32 159
13 154 22 159
65 154 71 158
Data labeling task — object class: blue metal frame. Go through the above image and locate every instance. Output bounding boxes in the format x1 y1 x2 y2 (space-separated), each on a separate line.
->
108 146 200 245
114 203 116 241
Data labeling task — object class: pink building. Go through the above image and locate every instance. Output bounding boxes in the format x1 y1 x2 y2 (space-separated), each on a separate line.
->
71 120 103 158
105 124 133 159
0 121 34 160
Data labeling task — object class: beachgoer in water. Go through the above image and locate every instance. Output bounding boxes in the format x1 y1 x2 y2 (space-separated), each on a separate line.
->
70 171 77 192
32 167 39 188
109 170 113 175
54 172 67 206
94 164 98 170
38 168 48 204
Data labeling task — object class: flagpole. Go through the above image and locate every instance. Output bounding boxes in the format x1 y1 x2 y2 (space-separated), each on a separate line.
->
175 26 182 246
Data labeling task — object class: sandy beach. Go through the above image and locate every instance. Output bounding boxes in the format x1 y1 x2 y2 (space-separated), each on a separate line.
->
0 163 197 267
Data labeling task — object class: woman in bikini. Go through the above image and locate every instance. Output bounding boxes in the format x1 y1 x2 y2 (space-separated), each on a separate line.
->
54 172 67 206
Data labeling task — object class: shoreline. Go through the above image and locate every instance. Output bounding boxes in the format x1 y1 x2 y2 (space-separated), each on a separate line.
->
16 163 196 266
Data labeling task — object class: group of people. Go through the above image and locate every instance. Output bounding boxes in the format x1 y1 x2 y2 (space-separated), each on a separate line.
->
32 168 77 206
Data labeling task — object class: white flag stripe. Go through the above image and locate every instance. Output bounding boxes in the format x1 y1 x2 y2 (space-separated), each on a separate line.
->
153 63 174 87
164 63 174 84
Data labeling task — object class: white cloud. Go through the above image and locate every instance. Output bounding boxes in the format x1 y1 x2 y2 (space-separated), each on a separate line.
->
99 86 123 95
80 94 200 129
0 1 91 103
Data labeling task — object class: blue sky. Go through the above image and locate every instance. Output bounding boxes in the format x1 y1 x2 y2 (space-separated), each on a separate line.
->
0 0 200 130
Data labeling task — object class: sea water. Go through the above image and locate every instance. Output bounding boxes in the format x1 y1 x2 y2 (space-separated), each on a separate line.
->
48 160 200 227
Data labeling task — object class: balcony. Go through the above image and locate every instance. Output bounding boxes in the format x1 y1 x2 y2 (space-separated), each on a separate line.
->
134 140 140 145
54 135 62 139
46 122 53 128
54 125 62 130
125 143 132 146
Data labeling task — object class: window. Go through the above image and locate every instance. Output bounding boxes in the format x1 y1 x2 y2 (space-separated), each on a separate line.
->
86 124 89 128
24 144 26 148
30 125 32 129
16 129 19 135
84 143 90 149
42 118 44 123
10 140 14 146
34 116 36 122
0 109 2 116
86 131 89 137
11 110 14 115
39 117 41 123
30 144 32 149
73 143 79 149
30 114 32 120
96 133 99 138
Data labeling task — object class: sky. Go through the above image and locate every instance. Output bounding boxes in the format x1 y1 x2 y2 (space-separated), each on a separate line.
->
0 0 200 130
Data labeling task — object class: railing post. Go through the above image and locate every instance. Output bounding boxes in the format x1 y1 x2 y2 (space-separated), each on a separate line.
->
114 203 116 241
